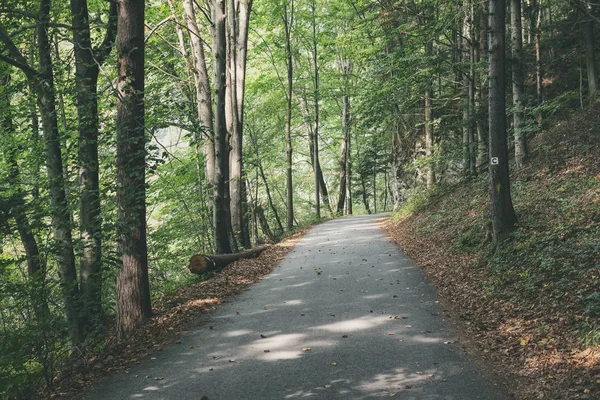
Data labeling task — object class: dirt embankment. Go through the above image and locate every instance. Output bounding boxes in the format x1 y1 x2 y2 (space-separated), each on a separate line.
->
382 104 600 400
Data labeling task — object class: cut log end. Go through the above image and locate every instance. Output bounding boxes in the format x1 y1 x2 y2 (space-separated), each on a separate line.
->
188 255 213 275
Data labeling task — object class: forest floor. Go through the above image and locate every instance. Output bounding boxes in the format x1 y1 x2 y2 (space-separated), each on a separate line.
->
382 103 600 400
45 226 313 399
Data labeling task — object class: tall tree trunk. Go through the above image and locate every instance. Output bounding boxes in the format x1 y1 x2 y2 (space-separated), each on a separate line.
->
237 1 253 248
462 10 474 176
469 1 477 176
182 0 216 207
115 0 152 339
283 0 294 230
476 1 488 167
511 0 527 168
70 0 116 331
346 116 352 215
37 0 82 344
583 1 598 99
228 0 244 246
360 173 371 214
212 0 233 254
337 92 350 215
311 0 320 219
424 40 435 188
535 0 543 127
488 0 518 241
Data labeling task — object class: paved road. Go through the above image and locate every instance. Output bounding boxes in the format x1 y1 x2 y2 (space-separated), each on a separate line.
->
87 214 506 400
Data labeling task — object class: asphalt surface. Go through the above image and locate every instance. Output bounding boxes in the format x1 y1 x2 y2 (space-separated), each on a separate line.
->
87 213 507 400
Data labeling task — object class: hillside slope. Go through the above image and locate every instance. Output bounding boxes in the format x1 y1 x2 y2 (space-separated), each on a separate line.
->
383 104 600 400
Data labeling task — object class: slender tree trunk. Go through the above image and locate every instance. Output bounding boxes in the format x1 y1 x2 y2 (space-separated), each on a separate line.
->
373 169 377 214
424 40 435 188
337 92 350 215
462 10 473 177
511 0 527 168
535 1 543 127
583 1 598 100
469 1 477 176
360 174 371 214
311 0 320 219
346 117 352 215
38 0 82 344
228 0 245 246
70 0 116 330
283 0 294 231
488 0 518 241
476 2 488 167
115 0 152 339
182 0 216 205
212 0 233 254
237 1 253 248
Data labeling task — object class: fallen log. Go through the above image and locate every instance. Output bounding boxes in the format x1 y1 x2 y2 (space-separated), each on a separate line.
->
188 245 270 275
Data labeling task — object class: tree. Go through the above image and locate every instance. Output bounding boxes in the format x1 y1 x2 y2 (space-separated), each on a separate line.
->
582 0 598 99
212 0 233 254
0 0 83 344
70 0 117 330
511 0 527 167
228 0 253 248
283 0 295 230
115 0 152 339
488 0 518 241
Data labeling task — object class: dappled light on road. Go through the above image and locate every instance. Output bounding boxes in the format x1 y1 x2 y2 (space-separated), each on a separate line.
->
87 214 505 400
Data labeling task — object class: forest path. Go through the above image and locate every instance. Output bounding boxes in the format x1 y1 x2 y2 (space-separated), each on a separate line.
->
87 214 506 399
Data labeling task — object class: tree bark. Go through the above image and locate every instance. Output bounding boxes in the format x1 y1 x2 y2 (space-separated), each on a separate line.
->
283 0 294 231
360 173 371 214
115 0 152 339
424 40 435 187
476 1 488 167
583 1 598 99
337 92 350 215
70 0 116 330
462 8 475 177
228 0 252 248
311 0 320 219
212 0 233 254
535 0 543 127
182 0 216 203
488 0 518 241
37 0 82 344
511 0 527 168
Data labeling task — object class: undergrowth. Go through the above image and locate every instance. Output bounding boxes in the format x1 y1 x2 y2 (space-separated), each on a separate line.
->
392 102 600 347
